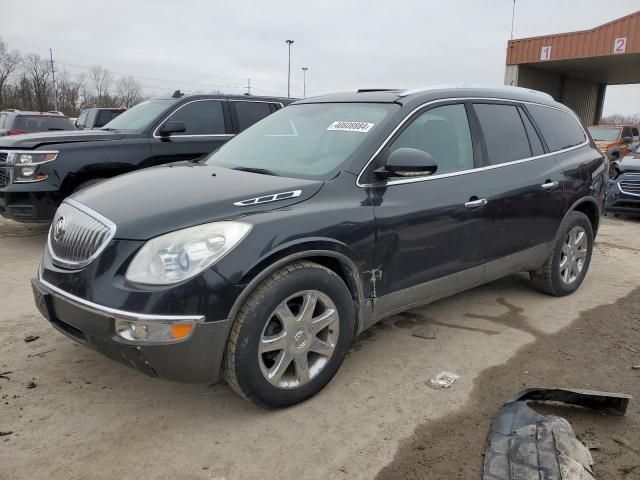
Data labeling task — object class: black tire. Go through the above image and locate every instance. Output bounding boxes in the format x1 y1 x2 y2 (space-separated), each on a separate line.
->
73 178 105 193
529 211 593 296
223 261 355 408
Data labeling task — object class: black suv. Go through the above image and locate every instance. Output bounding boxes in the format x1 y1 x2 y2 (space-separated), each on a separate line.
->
31 85 604 407
74 107 126 130
0 93 290 222
0 110 75 137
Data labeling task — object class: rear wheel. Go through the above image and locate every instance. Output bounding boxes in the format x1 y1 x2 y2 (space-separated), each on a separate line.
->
530 211 593 296
223 261 355 408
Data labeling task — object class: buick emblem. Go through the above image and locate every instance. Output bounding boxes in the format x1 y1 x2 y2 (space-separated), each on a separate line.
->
53 216 66 243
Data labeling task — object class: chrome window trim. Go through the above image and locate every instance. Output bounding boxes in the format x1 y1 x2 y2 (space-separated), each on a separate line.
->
355 96 589 188
152 98 233 139
47 198 117 269
37 276 205 324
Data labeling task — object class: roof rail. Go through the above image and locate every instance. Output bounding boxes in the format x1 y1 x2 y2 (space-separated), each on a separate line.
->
1 108 19 113
398 83 554 101
356 88 400 93
46 110 65 116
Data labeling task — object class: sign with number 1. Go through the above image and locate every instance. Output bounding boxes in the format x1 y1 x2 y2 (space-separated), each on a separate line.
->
540 46 552 61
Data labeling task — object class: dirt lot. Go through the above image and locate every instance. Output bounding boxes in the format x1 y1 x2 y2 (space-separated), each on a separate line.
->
0 215 639 480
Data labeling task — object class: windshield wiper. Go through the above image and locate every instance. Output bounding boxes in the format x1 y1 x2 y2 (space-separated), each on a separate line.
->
101 127 120 133
232 167 279 176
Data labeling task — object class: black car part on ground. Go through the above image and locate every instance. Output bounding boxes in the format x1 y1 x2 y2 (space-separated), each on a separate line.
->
483 388 632 480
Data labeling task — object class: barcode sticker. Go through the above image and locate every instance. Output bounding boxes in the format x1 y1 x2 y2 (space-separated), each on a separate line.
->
327 121 375 133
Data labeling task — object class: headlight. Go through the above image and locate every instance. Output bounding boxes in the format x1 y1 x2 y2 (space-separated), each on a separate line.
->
8 151 58 182
125 221 252 285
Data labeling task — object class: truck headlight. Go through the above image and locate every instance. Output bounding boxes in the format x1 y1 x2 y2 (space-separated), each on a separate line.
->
125 221 252 285
9 151 58 182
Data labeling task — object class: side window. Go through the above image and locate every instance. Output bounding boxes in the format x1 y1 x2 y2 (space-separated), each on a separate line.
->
527 104 586 152
75 111 88 129
519 108 545 156
165 100 226 135
474 103 532 164
232 101 273 132
0 114 6 129
389 104 474 175
632 127 639 140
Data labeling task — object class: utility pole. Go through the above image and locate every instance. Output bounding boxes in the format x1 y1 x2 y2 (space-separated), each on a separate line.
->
510 0 516 40
49 48 58 112
285 39 294 98
246 78 251 95
301 67 308 98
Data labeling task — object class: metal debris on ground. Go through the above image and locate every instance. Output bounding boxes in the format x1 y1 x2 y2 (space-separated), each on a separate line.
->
429 371 459 389
0 371 12 380
23 335 39 343
27 348 55 358
26 382 36 389
0 431 13 437
483 388 632 480
412 327 436 340
632 365 640 370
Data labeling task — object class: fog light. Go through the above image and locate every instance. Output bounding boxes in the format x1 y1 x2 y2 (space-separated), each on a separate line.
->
115 319 194 342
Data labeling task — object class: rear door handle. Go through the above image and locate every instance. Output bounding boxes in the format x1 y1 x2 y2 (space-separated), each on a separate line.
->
464 198 488 209
541 181 559 191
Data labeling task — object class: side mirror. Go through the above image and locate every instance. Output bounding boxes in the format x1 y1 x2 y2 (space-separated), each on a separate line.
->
75 122 83 130
622 136 632 144
158 120 186 137
375 148 438 179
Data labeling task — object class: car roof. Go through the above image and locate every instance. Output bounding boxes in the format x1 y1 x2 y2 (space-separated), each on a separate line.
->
153 93 294 104
294 84 563 109
2 111 70 118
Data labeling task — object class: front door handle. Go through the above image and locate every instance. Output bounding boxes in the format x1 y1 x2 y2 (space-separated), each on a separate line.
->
464 197 488 209
541 181 559 191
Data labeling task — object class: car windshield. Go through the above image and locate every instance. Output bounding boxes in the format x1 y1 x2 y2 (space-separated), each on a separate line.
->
205 103 398 179
588 127 621 142
13 115 75 132
102 99 177 132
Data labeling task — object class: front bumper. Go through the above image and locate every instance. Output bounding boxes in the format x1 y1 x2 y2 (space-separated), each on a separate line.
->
0 189 60 222
32 276 232 383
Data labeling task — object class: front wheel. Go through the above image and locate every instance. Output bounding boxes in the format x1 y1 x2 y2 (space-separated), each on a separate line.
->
223 261 355 408
530 211 593 296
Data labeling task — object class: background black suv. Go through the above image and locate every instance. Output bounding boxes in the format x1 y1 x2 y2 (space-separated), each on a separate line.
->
0 93 291 222
74 108 126 130
0 110 76 137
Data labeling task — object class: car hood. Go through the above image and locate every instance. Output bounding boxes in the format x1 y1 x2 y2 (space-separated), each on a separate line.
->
618 152 640 173
0 129 126 149
71 162 325 240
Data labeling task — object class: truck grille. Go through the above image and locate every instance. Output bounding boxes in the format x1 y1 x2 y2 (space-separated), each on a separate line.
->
619 173 640 196
47 200 116 269
0 152 8 188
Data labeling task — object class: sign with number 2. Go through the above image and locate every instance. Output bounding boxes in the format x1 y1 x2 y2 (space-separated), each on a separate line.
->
613 38 627 54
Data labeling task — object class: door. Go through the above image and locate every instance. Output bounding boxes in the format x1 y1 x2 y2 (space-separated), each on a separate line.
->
470 101 563 263
148 99 234 166
367 102 491 318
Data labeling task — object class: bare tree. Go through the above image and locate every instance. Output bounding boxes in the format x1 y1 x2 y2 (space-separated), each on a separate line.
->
600 114 640 128
0 38 22 109
22 54 52 112
57 70 85 116
116 75 144 108
89 65 112 107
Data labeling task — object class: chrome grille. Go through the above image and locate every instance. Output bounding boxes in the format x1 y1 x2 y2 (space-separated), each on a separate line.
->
48 199 116 269
0 152 8 188
620 173 640 197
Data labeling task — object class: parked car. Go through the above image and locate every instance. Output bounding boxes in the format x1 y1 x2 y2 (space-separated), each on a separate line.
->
0 93 291 222
31 85 605 407
605 144 640 216
587 124 640 160
0 110 76 137
75 107 126 130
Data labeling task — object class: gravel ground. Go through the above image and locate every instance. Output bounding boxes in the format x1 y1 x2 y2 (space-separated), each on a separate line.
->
0 215 638 480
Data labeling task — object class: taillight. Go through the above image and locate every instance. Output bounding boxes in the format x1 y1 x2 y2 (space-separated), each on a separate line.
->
8 129 26 136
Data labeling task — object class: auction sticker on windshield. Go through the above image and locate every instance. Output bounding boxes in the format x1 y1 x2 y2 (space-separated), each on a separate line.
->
327 121 375 133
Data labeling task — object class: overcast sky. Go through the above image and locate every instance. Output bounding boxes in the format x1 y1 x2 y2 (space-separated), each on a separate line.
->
2 0 639 116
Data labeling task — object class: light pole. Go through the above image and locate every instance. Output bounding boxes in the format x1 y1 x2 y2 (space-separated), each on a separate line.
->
301 67 308 98
285 39 294 98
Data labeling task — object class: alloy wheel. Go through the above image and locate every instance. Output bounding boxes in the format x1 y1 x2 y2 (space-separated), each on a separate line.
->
559 226 588 284
258 290 340 389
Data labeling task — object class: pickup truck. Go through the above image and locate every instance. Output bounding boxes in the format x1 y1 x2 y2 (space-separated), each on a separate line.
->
587 124 640 160
0 93 291 222
74 108 126 130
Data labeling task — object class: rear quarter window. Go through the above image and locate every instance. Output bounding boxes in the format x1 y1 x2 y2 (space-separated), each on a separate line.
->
527 104 585 152
473 103 532 164
13 115 75 132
